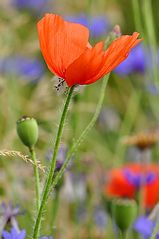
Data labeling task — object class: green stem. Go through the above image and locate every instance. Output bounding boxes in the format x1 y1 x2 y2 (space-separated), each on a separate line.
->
51 74 109 191
143 0 157 47
131 0 143 34
32 86 75 239
120 231 127 239
142 0 158 88
29 147 40 211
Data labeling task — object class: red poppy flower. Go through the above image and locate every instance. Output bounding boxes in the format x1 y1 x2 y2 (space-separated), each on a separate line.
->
37 14 142 87
104 163 159 209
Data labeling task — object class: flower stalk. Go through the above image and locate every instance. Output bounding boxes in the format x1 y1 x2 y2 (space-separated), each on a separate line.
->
32 85 75 239
29 147 40 211
51 74 109 191
131 0 143 34
120 231 127 239
142 0 158 88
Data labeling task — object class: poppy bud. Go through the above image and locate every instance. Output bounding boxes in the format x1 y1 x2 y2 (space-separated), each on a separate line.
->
16 116 38 148
112 198 137 232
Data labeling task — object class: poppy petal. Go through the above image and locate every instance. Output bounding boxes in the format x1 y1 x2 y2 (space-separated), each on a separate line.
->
37 14 89 78
105 169 135 198
65 32 142 86
65 41 105 86
104 163 159 209
88 32 142 83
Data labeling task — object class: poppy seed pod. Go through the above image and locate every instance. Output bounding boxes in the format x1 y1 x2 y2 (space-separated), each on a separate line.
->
16 116 38 148
112 198 137 232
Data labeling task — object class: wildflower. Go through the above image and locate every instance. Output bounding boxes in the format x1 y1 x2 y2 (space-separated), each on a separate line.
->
12 0 51 15
0 203 24 232
89 16 110 38
124 168 155 189
115 44 159 76
2 227 53 239
37 14 142 88
134 216 158 239
104 163 159 209
122 132 159 150
2 227 26 239
65 14 110 38
0 56 44 82
65 14 88 28
114 44 146 75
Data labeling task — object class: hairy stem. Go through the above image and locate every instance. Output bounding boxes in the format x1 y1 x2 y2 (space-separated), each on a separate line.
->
52 75 109 191
29 147 40 211
32 86 75 239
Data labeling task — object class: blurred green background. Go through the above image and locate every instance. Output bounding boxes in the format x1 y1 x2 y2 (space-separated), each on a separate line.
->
0 0 159 238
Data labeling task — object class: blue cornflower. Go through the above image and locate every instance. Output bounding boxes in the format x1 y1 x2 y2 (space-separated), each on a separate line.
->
114 44 146 75
134 216 159 239
2 227 26 239
65 14 110 38
0 203 24 232
0 56 44 81
65 14 88 27
89 16 110 38
11 0 51 15
124 169 155 189
2 227 53 239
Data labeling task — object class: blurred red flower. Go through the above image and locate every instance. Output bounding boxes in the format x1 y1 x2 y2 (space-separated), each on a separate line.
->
37 14 142 87
104 163 159 209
